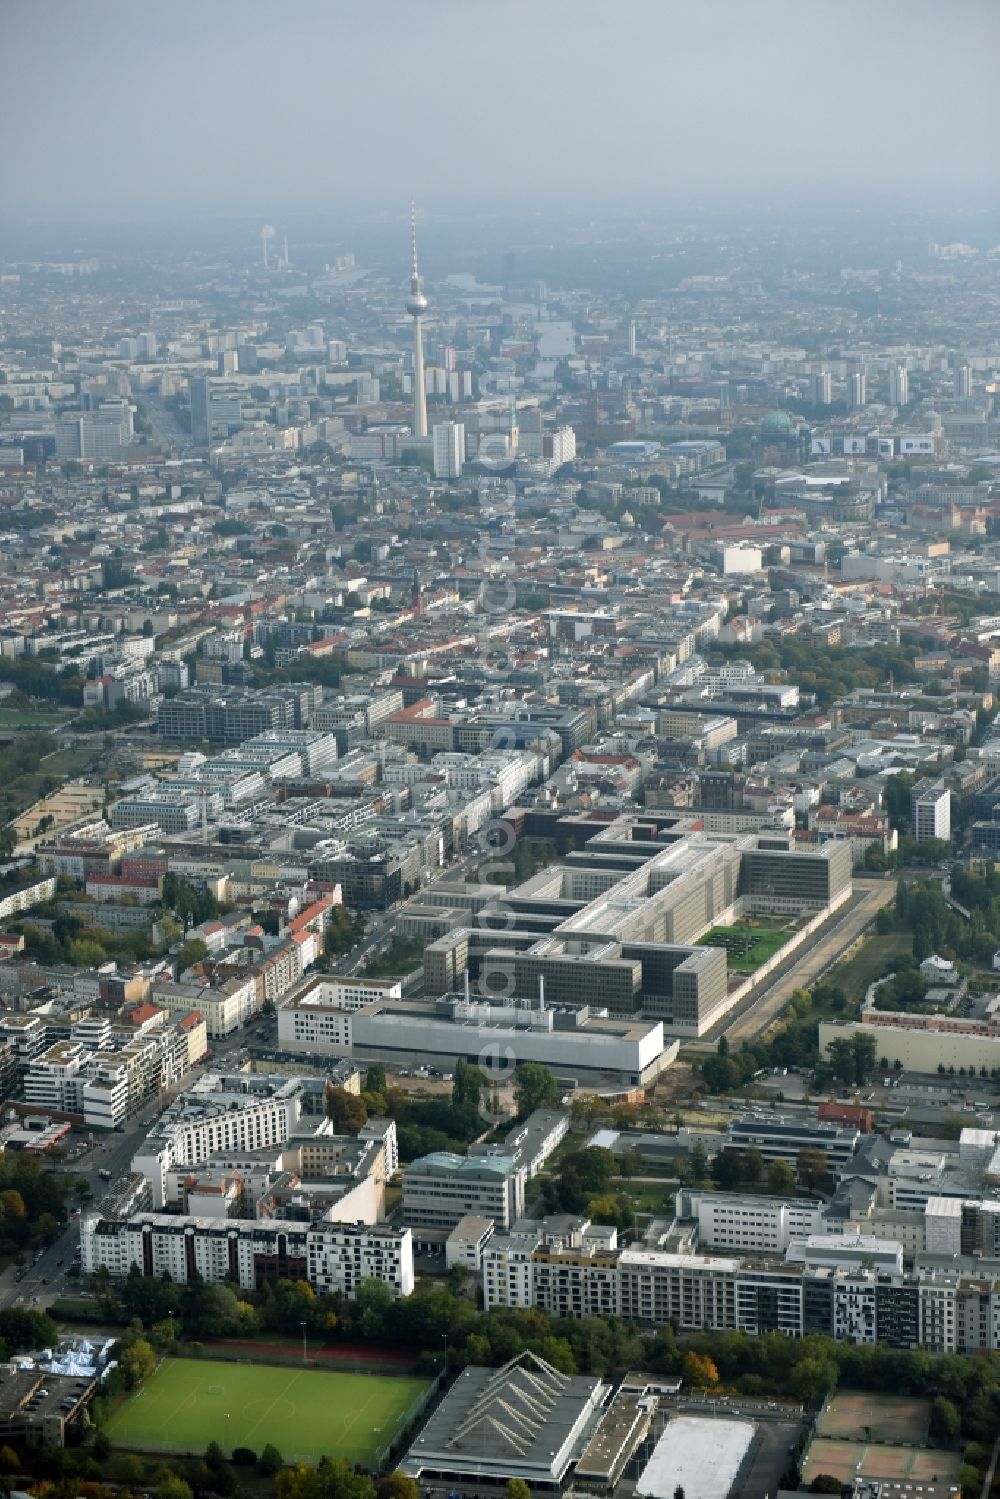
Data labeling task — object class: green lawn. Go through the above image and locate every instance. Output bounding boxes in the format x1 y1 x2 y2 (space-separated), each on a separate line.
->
697 924 792 972
824 927 913 1001
620 1182 676 1212
0 707 71 727
105 1357 430 1466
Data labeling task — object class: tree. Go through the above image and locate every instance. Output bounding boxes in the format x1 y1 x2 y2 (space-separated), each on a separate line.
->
314 1458 376 1499
767 1159 795 1194
957 1467 980 1497
688 1139 709 1183
177 937 209 973
790 1357 837 1405
929 1394 962 1446
118 1455 147 1487
546 1148 617 1213
379 1478 420 1499
743 1147 764 1185
205 1441 226 1471
810 1477 843 1494
673 1488 685 1499
586 1193 633 1231
514 1062 560 1115
452 1058 487 1115
850 1032 878 1085
157 1477 193 1499
352 1277 395 1340
157 915 183 950
0 1308 58 1350
181 1281 243 1338
118 1335 156 1389
364 1064 387 1096
277 1465 324 1499
712 1149 745 1190
797 1148 828 1191
884 770 917 830
683 1350 719 1390
0 1188 26 1219
260 1444 284 1477
325 1085 368 1133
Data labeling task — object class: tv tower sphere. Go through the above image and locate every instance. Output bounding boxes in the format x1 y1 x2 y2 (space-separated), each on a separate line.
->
406 283 428 316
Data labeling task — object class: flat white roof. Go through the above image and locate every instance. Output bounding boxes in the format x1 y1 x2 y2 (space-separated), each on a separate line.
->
637 1416 755 1499
926 1196 963 1217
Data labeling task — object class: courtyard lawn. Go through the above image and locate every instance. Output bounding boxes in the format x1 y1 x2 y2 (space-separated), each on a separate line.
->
697 923 792 973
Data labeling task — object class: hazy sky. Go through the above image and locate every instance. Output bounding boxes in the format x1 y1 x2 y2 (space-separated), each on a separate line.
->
3 0 998 224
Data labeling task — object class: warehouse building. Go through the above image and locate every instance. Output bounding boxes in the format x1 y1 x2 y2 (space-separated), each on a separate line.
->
401 1351 607 1488
637 1416 756 1499
276 991 673 1087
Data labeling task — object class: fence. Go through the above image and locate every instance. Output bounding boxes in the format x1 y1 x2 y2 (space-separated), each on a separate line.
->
373 1368 444 1474
185 1338 419 1375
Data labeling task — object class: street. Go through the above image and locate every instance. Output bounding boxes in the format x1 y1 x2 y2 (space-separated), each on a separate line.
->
0 841 500 1314
716 878 897 1047
0 1088 183 1312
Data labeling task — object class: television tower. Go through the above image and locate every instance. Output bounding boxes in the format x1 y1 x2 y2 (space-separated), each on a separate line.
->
406 199 428 438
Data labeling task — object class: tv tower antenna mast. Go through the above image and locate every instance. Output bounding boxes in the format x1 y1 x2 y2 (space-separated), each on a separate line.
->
406 199 428 439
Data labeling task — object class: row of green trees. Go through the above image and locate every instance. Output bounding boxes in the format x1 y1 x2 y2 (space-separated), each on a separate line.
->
324 1060 561 1163
86 1203 1000 1492
698 981 863 1096
715 638 924 709
100 1271 1000 1461
892 870 1000 966
0 1152 76 1262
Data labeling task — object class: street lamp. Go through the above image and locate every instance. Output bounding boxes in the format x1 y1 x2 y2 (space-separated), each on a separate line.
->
301 1319 308 1364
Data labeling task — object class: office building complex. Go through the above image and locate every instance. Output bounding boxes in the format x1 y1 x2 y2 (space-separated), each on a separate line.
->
402 1151 527 1231
420 814 852 1037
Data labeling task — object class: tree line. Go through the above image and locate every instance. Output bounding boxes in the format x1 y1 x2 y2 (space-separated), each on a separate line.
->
87 1271 1000 1497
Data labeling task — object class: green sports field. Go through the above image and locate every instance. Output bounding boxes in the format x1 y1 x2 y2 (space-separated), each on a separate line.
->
105 1357 430 1466
0 708 70 727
